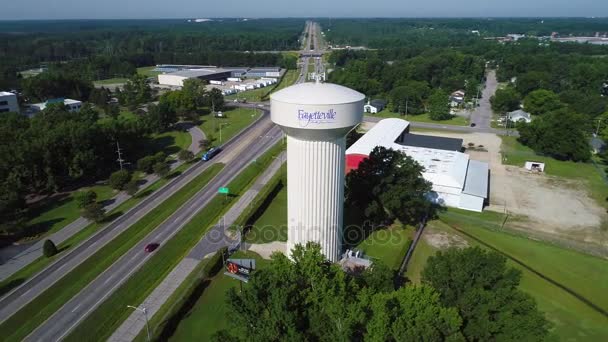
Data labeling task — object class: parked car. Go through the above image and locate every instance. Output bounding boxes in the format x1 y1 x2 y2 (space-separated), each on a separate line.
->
144 243 160 253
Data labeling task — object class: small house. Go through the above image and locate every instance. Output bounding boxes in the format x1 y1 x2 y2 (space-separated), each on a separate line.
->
363 99 387 114
507 109 531 123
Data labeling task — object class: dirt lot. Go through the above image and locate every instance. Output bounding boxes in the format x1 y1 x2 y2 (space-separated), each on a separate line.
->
412 130 606 242
424 229 469 250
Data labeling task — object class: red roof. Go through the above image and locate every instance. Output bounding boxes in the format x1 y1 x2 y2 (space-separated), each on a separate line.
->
345 154 368 174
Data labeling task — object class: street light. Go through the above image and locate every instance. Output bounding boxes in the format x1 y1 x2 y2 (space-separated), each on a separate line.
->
127 305 151 342
219 123 229 143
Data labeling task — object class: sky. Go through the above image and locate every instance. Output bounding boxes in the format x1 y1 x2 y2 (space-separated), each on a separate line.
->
1 0 607 20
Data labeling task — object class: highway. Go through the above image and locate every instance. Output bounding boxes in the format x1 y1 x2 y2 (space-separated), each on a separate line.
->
26 117 282 341
0 114 273 323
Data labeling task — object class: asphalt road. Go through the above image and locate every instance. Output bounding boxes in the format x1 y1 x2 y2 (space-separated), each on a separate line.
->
0 113 274 324
26 117 281 341
469 69 498 130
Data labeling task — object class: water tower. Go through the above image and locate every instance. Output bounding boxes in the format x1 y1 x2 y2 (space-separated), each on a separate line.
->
270 82 364 261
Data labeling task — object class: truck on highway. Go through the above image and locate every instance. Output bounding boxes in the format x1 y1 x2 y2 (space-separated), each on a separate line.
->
202 147 221 161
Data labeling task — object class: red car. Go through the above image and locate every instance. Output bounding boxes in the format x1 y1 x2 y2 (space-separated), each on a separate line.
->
144 243 160 253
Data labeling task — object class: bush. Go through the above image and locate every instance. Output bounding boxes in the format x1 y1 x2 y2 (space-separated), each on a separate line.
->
42 239 58 257
154 151 167 164
153 162 170 178
125 180 139 196
203 247 228 277
137 156 156 174
74 190 97 209
178 149 194 162
109 169 132 190
82 202 106 223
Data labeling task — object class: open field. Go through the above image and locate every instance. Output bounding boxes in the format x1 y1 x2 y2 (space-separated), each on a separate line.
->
417 130 608 247
168 251 269 342
407 210 608 341
0 164 224 342
65 143 284 341
356 226 413 270
0 162 193 298
368 111 469 126
199 107 260 147
137 66 161 77
145 130 192 157
93 77 128 85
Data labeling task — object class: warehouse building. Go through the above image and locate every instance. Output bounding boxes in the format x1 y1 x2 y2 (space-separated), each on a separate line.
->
346 118 489 212
0 91 19 113
245 67 281 77
30 98 82 113
158 68 232 87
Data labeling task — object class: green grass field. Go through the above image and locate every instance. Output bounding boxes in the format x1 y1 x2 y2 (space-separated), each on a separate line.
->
199 107 260 147
404 209 608 341
93 77 128 85
500 136 608 208
137 66 161 77
245 181 288 243
368 111 469 126
356 226 413 270
0 164 224 342
145 130 192 157
168 251 269 342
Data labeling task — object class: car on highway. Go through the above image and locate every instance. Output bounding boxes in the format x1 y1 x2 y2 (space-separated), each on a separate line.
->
470 123 477 127
202 147 222 161
144 243 159 253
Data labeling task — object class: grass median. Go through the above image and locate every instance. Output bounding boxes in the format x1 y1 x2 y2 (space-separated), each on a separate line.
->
0 163 224 342
64 142 284 341
0 162 192 298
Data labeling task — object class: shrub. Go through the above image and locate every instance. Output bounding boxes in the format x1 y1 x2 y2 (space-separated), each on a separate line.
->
125 180 139 196
42 239 58 257
109 169 132 190
178 149 194 162
137 156 156 174
203 247 228 278
153 162 170 178
82 202 106 223
153 151 167 164
74 190 97 209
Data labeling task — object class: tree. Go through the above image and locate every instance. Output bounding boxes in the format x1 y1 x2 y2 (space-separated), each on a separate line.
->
428 89 451 120
137 156 156 174
125 179 139 196
490 87 521 113
366 286 463 341
120 74 151 109
518 109 591 161
74 190 97 209
43 239 58 257
523 89 563 116
389 81 430 115
422 247 550 341
206 88 225 112
515 71 550 96
177 149 194 162
109 169 132 190
153 162 170 178
82 202 106 223
345 146 432 227
145 102 177 133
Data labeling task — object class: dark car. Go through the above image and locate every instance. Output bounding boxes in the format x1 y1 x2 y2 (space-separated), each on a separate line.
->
144 243 160 253
470 123 477 127
202 147 222 161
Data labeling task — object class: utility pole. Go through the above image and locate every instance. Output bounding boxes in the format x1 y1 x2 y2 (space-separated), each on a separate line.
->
127 305 150 342
595 118 603 136
116 141 125 170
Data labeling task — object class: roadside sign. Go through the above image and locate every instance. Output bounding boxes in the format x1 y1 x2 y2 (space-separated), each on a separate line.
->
218 187 230 195
224 259 256 283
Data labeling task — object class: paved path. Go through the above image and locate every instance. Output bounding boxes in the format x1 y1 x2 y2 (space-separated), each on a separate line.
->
469 69 498 130
0 126 206 283
108 153 285 342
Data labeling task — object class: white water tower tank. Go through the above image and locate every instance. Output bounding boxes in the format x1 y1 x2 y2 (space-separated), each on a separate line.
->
271 82 364 261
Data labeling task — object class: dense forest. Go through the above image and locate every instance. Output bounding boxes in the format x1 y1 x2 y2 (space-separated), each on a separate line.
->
0 19 303 89
323 18 608 47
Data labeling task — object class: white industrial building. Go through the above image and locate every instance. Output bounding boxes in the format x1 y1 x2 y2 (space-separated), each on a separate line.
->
271 82 365 262
158 68 232 87
30 98 82 113
346 118 489 212
0 91 19 113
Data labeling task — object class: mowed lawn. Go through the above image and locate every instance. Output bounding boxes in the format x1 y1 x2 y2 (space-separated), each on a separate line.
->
145 130 192 157
199 107 260 147
500 136 608 208
405 209 608 341
137 66 162 77
245 182 288 243
169 251 270 342
93 77 128 85
356 226 413 270
368 110 469 126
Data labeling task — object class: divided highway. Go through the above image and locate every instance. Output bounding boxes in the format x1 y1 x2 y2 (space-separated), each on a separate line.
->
0 113 274 324
27 120 282 341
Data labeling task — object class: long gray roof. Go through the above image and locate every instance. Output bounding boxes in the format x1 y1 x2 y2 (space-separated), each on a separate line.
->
462 159 489 198
399 133 463 152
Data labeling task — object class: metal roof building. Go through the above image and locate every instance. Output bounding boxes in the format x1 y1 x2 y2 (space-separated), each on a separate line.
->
346 118 489 212
157 68 232 87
